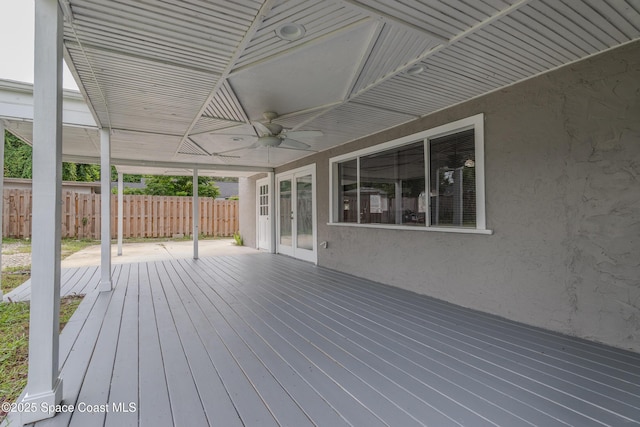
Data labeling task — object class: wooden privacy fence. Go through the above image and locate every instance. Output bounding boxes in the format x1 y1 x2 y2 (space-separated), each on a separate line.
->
3 189 239 239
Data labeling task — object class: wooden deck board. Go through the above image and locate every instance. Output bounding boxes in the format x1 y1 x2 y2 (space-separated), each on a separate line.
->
2 253 634 427
145 262 209 427
136 262 173 427
216 255 640 426
174 258 348 427
105 264 139 427
213 257 534 426
68 265 128 427
155 260 247 427
213 257 538 426
180 258 387 427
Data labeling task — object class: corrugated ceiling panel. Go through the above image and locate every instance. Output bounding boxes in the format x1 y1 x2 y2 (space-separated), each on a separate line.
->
203 81 249 122
355 0 640 119
234 0 368 69
64 39 109 127
347 0 520 40
177 139 209 156
350 22 441 95
67 0 262 73
66 45 218 135
5 121 100 158
304 103 415 144
435 0 640 95
61 126 100 158
191 117 243 135
354 55 502 117
111 131 182 161
273 107 332 129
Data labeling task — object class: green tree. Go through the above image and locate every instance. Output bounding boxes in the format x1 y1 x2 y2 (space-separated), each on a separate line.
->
4 130 101 181
110 166 142 183
144 175 219 198
4 132 33 178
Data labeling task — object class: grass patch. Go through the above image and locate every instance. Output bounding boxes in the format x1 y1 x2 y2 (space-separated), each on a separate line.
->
0 295 82 422
61 239 99 260
1 246 31 256
1 238 27 245
1 270 30 295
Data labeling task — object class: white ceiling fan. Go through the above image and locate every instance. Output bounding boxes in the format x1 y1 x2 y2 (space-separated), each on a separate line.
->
212 111 322 156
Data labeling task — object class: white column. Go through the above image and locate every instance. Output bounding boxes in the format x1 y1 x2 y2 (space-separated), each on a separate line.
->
0 121 4 302
193 168 199 259
21 0 63 422
269 172 276 254
99 128 112 291
117 171 123 256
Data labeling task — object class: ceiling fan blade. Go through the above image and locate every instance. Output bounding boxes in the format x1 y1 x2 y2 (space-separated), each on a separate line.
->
213 141 259 155
277 144 317 153
284 130 323 139
277 146 317 152
211 153 241 159
280 138 310 149
252 122 272 137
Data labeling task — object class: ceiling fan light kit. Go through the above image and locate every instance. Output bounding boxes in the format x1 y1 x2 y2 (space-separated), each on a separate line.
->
259 136 283 147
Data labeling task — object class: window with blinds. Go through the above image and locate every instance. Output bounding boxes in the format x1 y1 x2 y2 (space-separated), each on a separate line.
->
330 114 486 232
429 129 476 228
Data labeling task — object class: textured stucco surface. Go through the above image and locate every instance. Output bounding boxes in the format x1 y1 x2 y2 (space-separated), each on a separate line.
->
239 176 258 249
242 41 640 352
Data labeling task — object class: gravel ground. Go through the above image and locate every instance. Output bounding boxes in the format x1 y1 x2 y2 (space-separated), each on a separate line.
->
2 242 32 270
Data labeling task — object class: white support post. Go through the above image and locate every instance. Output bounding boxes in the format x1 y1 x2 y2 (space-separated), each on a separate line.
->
193 168 199 259
99 128 112 291
117 171 123 256
21 0 64 422
269 172 276 254
0 121 4 302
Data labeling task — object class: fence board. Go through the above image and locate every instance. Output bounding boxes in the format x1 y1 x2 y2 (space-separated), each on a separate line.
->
2 190 238 239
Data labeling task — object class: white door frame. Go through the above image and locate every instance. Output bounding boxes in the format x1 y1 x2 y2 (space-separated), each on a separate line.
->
276 164 317 264
256 177 271 252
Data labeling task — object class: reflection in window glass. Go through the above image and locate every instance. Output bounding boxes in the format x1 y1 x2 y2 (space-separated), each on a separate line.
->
338 159 358 223
430 129 475 227
296 175 313 250
279 180 291 246
359 141 425 225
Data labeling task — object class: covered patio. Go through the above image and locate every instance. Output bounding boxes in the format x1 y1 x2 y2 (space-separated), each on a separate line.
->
1 0 639 425
3 253 640 426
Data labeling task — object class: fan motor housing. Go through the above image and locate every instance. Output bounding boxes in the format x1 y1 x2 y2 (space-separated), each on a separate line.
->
258 136 282 147
265 123 283 135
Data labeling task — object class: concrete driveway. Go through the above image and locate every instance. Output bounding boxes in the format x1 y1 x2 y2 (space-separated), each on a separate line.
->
61 238 259 268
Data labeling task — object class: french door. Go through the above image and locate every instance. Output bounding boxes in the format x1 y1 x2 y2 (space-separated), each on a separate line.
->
256 178 271 251
276 165 316 263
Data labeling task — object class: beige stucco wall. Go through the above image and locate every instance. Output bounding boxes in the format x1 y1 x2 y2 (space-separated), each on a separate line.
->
242 41 640 352
239 176 257 249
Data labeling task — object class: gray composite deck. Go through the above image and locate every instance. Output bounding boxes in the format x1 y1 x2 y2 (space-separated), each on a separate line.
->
4 253 640 426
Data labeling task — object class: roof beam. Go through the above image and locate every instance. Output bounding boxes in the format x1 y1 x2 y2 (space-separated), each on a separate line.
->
62 155 274 173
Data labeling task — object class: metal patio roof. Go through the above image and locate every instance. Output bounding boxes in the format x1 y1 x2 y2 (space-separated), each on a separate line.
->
6 1 640 171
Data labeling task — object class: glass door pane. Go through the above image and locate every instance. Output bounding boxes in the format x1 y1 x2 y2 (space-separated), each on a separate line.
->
279 179 292 247
296 174 313 250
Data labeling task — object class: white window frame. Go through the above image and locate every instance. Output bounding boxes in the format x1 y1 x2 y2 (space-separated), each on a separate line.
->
329 113 492 235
